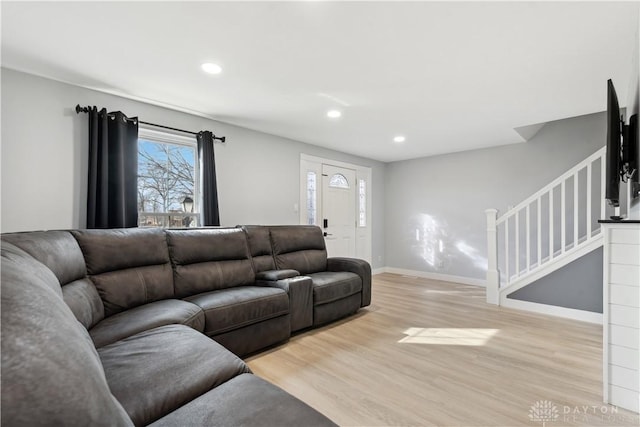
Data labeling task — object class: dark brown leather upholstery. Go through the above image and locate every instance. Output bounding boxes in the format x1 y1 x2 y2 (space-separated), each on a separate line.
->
255 269 300 280
265 225 372 326
1 230 86 285
270 225 328 274
243 225 314 331
149 373 337 427
213 315 291 356
166 228 255 298
241 225 277 272
2 230 105 328
306 270 365 325
72 228 174 316
314 293 362 326
62 278 106 328
1 242 133 427
90 299 205 348
257 276 314 332
185 286 289 336
309 271 362 304
328 257 372 307
99 324 250 426
2 225 363 427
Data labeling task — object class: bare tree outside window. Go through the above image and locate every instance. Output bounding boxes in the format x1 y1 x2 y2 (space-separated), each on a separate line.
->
138 139 198 227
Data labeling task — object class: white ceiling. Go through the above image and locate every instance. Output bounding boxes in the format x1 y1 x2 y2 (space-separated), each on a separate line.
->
2 1 638 162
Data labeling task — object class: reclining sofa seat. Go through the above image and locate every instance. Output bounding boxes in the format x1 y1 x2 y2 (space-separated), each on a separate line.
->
0 230 254 425
70 228 206 347
1 231 336 427
0 238 254 426
165 227 291 356
242 225 372 327
1 230 106 330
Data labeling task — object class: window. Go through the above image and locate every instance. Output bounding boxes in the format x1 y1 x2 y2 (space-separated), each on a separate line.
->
329 173 349 188
137 128 199 228
358 179 367 227
306 171 317 225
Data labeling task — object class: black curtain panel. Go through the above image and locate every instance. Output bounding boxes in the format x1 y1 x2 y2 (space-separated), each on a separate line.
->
86 107 139 228
197 131 220 226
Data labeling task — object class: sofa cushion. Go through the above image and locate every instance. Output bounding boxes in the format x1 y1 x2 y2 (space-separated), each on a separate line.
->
90 299 205 348
1 230 87 285
149 373 337 427
308 271 362 305
0 241 62 297
270 226 328 274
63 278 107 328
2 231 105 328
185 286 289 336
99 324 249 427
1 241 133 427
72 229 173 317
166 228 255 298
241 225 276 272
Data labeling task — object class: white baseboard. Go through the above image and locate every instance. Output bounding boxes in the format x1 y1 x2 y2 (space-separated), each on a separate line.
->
501 297 603 324
373 266 485 287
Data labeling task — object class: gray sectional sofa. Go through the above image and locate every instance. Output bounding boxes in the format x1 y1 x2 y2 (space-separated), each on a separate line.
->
1 225 371 426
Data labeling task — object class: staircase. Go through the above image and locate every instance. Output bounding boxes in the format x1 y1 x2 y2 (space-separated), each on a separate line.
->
485 147 607 308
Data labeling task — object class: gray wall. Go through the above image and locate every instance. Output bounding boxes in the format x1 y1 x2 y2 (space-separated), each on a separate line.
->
0 68 616 280
384 112 608 280
0 69 386 268
508 247 603 313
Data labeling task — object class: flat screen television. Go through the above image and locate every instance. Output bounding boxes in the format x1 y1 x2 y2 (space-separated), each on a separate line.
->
605 79 639 213
605 79 622 208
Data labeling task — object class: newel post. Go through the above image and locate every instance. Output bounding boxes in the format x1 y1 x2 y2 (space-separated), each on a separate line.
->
485 209 499 305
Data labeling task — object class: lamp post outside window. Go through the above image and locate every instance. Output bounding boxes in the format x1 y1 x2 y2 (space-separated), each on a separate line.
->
182 196 194 228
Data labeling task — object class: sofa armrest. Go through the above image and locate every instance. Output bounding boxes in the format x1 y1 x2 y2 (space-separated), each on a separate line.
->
256 276 313 332
327 257 372 307
255 269 300 281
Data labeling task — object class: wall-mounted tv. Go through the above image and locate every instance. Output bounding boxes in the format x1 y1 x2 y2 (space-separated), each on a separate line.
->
605 79 639 215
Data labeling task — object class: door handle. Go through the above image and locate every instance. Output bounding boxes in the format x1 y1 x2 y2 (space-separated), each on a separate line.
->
323 219 328 228
323 232 333 237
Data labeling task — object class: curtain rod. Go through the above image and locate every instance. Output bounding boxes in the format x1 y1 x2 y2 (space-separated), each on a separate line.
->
75 104 226 143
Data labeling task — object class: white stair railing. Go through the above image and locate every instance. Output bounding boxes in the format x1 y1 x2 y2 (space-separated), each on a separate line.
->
485 147 607 304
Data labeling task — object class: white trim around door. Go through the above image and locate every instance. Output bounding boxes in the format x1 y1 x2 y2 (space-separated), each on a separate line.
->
300 154 372 264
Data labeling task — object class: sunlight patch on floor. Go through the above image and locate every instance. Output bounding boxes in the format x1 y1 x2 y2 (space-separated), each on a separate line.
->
398 327 499 346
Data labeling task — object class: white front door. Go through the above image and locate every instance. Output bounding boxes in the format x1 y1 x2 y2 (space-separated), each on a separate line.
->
299 154 372 264
322 164 356 257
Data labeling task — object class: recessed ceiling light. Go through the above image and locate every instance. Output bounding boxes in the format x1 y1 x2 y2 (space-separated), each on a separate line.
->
327 110 342 119
201 62 222 75
393 136 406 143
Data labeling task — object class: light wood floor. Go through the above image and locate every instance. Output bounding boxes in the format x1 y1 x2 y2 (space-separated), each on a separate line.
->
246 273 639 426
